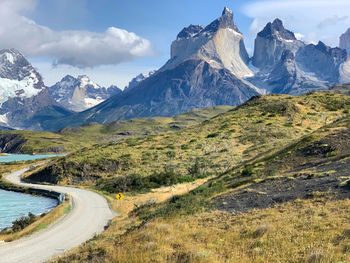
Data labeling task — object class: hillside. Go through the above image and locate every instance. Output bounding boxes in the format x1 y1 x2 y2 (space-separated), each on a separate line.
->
29 92 350 188
47 91 350 263
0 106 231 154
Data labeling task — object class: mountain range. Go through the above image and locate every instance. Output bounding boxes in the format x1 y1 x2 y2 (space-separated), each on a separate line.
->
0 49 121 129
49 75 121 112
0 7 350 130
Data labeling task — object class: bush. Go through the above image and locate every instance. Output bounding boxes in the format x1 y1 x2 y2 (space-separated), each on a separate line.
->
241 165 254 177
97 161 210 193
207 133 219 138
12 212 37 232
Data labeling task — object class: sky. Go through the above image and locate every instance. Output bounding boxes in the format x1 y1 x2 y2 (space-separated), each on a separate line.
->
1 0 350 88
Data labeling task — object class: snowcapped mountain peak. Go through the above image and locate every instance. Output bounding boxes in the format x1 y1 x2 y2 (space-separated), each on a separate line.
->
49 75 121 112
0 48 45 106
77 75 100 89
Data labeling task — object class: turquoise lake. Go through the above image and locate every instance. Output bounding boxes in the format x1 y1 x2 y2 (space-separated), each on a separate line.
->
0 153 64 163
0 154 61 230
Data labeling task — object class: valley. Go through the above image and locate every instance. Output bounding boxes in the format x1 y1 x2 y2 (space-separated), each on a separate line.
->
0 3 350 263
41 90 350 263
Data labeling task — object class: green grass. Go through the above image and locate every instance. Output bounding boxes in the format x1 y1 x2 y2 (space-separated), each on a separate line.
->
29 92 350 193
49 92 350 263
0 106 232 154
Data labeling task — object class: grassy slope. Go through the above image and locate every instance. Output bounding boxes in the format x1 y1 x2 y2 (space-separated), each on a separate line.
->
50 92 350 263
30 93 350 190
0 106 231 154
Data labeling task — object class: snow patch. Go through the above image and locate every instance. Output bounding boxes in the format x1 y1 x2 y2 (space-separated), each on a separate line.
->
0 113 8 124
4 53 15 64
0 73 41 105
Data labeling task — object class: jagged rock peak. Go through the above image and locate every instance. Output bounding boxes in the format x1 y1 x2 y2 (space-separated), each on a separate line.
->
315 41 329 52
202 7 240 34
177 25 204 39
309 41 347 60
258 18 296 40
61 75 76 82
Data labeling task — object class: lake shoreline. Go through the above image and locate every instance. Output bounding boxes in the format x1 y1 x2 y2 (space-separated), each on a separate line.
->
0 155 65 231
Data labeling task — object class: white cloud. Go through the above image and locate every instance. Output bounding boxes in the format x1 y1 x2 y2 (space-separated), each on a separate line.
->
242 0 350 47
0 0 153 68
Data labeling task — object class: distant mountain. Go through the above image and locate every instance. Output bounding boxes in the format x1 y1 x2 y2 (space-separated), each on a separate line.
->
48 75 122 112
125 71 156 91
252 19 304 70
250 19 349 94
0 49 72 129
5 8 350 131
0 48 45 105
43 7 262 130
340 28 350 54
162 7 253 79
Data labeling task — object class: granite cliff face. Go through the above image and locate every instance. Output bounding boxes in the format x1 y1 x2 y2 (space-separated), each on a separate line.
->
340 28 350 54
295 41 347 83
42 8 262 130
252 19 304 70
250 19 349 94
163 7 253 78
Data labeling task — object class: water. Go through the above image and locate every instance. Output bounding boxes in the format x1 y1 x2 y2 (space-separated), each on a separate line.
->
0 153 64 163
0 190 57 230
0 154 62 230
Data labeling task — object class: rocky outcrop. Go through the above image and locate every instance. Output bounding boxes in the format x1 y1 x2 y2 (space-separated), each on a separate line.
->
0 134 26 153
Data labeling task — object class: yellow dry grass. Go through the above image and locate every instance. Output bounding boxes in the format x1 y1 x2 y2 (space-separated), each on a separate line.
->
99 198 350 263
108 177 211 216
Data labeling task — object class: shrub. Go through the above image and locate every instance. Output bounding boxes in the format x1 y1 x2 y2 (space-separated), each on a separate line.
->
11 212 37 232
97 160 210 193
241 165 254 177
207 133 219 138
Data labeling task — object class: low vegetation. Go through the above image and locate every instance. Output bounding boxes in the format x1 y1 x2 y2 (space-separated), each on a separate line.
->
29 93 350 193
0 106 231 154
47 91 350 262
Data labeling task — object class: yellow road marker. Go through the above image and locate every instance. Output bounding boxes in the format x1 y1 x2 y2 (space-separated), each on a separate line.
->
116 193 124 200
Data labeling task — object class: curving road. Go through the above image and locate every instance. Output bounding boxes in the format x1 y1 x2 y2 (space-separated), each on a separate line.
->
0 167 115 263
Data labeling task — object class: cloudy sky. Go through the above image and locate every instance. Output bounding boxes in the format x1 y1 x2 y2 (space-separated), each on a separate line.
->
2 0 350 88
